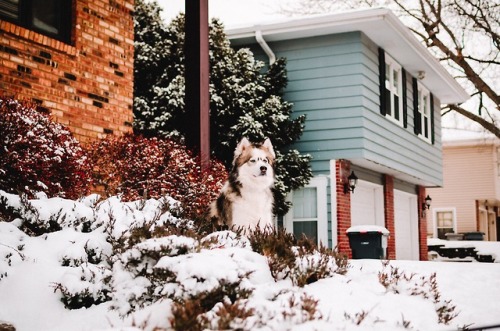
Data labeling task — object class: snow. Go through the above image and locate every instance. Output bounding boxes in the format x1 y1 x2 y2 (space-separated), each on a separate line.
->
346 225 390 235
1 191 500 330
429 237 500 262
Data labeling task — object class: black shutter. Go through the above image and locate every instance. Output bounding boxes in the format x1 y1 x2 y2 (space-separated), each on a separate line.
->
402 69 408 128
430 93 435 144
412 77 421 135
378 47 386 116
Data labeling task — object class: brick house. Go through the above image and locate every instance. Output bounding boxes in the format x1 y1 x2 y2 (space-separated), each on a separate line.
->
0 0 134 144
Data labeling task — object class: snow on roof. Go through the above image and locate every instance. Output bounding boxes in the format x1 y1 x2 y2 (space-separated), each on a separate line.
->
226 7 469 104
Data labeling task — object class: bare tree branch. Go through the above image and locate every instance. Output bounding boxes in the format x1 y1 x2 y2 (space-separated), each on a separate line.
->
275 0 500 137
445 104 500 139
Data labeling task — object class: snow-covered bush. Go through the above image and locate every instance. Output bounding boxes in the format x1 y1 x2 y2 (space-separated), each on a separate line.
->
87 134 227 222
0 97 91 200
0 191 460 329
249 228 349 286
378 261 458 324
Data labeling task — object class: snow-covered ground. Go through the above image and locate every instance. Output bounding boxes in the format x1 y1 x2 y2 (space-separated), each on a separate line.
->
1 191 500 331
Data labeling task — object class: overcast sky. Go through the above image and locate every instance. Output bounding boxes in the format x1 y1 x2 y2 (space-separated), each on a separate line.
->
156 0 287 27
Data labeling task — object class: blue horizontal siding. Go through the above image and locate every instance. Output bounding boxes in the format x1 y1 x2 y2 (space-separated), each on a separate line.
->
235 30 442 186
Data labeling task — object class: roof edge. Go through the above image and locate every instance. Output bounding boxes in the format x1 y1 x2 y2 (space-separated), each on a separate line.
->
226 8 469 104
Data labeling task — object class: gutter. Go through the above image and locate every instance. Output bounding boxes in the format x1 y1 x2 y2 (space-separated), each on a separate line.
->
255 30 276 65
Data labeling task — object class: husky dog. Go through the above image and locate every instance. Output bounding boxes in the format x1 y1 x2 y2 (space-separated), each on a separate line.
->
210 137 276 231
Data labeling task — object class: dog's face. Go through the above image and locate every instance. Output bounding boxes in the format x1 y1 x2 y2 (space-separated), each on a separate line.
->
233 138 275 185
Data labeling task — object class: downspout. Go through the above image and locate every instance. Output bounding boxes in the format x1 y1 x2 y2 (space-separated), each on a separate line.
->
255 30 276 65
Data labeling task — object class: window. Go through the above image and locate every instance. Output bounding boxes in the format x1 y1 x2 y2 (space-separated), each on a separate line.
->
434 209 456 239
0 0 72 44
417 83 432 142
285 176 328 245
384 55 403 125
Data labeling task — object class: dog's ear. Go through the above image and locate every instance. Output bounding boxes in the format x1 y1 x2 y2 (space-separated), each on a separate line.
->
234 137 251 160
263 138 276 159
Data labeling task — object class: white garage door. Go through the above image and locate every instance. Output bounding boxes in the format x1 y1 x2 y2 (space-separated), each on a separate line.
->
351 180 384 227
394 190 419 260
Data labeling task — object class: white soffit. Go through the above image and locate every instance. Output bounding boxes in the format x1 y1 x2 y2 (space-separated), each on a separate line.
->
227 8 469 104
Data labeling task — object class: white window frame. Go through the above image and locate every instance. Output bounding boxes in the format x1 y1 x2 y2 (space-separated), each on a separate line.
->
384 54 403 126
433 208 457 239
284 176 328 246
417 82 432 143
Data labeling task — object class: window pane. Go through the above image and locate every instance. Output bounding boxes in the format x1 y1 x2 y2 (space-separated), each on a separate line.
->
437 211 454 239
393 69 399 90
293 187 317 218
385 88 392 116
394 95 399 120
32 0 59 34
423 95 429 115
293 221 318 243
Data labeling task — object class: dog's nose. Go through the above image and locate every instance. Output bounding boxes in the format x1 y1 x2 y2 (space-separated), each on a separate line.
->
260 166 267 174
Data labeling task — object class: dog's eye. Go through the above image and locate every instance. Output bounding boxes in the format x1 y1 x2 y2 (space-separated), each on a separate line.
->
263 158 269 164
249 159 256 163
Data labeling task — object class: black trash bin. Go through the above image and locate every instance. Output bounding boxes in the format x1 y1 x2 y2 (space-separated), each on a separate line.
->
463 232 485 241
347 226 389 259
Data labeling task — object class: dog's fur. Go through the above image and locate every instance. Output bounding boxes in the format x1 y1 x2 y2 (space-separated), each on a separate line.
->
210 137 276 231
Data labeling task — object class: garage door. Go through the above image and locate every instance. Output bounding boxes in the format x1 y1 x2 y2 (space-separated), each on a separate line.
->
351 180 384 227
394 190 419 260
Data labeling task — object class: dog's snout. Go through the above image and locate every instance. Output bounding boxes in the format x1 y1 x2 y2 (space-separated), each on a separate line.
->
260 166 267 174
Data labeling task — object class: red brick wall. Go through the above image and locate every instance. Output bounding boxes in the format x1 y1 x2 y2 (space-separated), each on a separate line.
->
418 185 429 261
384 175 396 259
0 0 134 144
336 160 352 257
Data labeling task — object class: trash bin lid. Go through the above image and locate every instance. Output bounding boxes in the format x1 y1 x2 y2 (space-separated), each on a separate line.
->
346 225 389 235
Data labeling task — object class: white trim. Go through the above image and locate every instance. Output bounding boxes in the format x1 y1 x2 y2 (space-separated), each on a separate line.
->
284 176 329 246
417 82 432 144
432 207 457 238
330 160 338 249
384 53 403 126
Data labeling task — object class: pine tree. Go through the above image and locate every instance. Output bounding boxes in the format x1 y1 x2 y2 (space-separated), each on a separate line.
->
133 0 312 215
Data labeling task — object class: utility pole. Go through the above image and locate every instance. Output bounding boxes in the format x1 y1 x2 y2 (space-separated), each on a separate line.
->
185 0 210 171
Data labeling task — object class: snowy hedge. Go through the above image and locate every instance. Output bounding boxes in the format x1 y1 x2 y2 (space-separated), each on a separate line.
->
0 190 460 330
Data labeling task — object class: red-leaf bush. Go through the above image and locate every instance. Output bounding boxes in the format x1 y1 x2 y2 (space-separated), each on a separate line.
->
88 134 227 221
0 97 92 199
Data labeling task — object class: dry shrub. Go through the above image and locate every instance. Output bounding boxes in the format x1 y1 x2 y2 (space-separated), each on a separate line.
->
87 134 227 221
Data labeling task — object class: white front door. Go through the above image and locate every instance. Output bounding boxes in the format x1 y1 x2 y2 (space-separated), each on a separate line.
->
350 180 384 227
394 190 419 260
285 176 328 246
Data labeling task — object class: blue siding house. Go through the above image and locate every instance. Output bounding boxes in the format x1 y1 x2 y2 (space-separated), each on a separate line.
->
227 8 468 260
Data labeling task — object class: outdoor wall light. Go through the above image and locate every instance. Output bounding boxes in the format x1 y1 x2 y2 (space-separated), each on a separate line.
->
344 171 358 194
421 195 432 216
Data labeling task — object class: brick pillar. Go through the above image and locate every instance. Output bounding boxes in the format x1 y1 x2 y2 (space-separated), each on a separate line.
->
384 175 396 259
336 160 352 258
418 185 429 261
